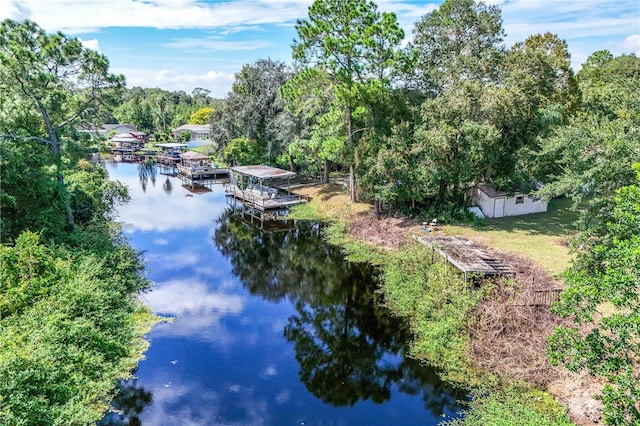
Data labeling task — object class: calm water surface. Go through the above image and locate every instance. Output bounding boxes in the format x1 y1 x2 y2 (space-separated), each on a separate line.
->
100 160 465 425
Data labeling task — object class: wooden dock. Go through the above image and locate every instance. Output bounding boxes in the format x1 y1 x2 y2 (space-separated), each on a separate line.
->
177 164 229 188
225 186 307 210
225 165 308 227
416 235 514 282
173 150 229 189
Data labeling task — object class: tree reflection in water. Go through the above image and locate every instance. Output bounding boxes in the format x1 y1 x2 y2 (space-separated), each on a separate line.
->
162 175 172 194
98 378 152 426
137 161 157 193
214 211 466 415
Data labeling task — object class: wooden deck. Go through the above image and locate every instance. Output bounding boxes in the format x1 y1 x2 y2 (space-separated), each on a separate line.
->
177 164 229 180
225 186 308 211
416 235 514 281
157 154 181 166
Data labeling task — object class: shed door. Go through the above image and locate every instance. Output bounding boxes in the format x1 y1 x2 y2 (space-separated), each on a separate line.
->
493 197 505 218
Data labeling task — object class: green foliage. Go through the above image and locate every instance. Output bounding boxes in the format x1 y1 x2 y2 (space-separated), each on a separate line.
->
381 243 485 386
548 165 640 425
0 19 124 145
443 387 573 426
0 18 125 227
210 59 294 164
0 231 157 425
536 52 640 247
189 107 215 125
0 138 67 241
293 0 404 200
1 77 157 424
407 0 505 207
410 0 504 93
112 86 217 134
224 136 263 166
66 160 129 226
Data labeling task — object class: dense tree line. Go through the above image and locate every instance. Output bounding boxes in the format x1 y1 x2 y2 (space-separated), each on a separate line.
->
210 0 637 218
0 19 157 425
110 86 220 138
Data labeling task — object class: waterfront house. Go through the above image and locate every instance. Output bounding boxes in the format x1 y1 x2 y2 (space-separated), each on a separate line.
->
172 124 211 141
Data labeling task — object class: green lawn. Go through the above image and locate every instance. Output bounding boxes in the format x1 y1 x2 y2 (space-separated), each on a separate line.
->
444 197 579 277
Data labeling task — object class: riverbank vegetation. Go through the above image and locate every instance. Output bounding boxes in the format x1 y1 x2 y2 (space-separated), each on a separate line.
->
290 183 576 425
0 21 158 425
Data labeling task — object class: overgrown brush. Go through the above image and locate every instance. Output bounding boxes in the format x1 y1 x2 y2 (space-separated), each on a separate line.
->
380 242 489 387
443 387 573 426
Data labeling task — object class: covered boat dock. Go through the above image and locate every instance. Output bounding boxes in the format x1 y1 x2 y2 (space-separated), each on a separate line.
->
177 151 229 189
225 165 308 226
156 143 188 172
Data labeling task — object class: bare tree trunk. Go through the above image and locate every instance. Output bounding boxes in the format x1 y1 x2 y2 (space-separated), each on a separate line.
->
347 105 356 203
38 100 74 226
289 154 296 172
323 158 329 183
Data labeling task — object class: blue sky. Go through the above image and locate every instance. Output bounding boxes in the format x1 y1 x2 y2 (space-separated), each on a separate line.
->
1 0 638 98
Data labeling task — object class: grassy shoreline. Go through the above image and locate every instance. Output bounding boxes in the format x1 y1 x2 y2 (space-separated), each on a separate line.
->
289 183 577 425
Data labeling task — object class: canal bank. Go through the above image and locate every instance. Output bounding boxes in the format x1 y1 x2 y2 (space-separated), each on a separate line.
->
288 183 590 425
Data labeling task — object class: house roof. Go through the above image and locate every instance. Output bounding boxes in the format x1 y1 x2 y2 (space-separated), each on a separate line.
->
157 143 188 149
231 165 296 179
478 182 543 198
180 151 210 161
110 133 139 142
477 183 513 198
77 123 136 134
105 123 136 132
173 124 210 133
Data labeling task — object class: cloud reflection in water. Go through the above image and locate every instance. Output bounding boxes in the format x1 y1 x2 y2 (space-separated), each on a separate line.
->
142 278 245 346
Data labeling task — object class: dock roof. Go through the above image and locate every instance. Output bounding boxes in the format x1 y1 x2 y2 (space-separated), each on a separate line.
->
180 151 210 161
230 165 296 179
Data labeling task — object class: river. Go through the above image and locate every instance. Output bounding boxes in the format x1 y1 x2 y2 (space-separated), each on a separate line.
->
99 159 465 426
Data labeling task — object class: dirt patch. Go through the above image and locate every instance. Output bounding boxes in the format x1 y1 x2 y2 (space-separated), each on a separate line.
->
347 213 413 250
295 183 602 424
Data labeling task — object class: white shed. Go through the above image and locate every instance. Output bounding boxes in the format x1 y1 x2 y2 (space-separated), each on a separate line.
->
473 183 547 218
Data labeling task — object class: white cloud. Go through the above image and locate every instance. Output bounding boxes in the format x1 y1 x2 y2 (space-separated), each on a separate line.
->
139 382 223 426
146 249 201 272
164 37 272 51
0 1 30 21
622 34 640 55
141 277 245 345
0 0 312 33
504 17 640 43
139 377 271 426
274 389 291 404
262 365 277 377
113 67 235 97
144 278 244 316
79 38 100 52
